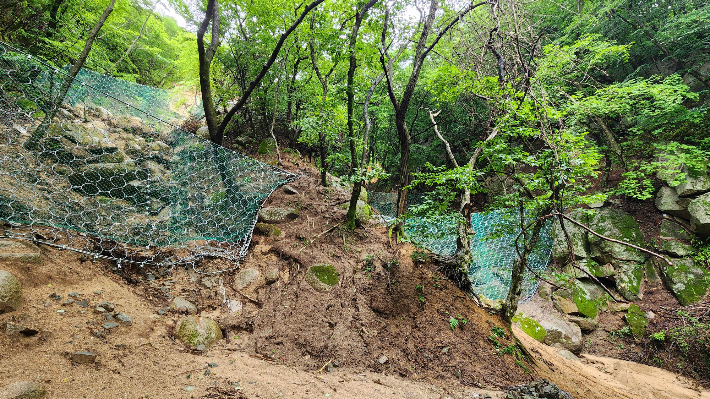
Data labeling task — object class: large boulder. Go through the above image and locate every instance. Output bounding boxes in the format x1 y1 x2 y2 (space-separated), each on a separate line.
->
658 257 710 306
175 316 223 350
655 186 692 219
0 270 22 313
355 200 372 224
588 208 647 300
673 166 710 197
688 192 710 237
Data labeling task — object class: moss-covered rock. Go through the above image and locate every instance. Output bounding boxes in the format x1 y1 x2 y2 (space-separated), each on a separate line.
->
355 200 371 224
659 257 710 306
572 281 601 319
305 264 339 292
175 316 223 350
257 207 297 224
513 313 547 342
625 304 648 337
659 219 692 241
655 186 692 219
615 260 645 301
588 208 646 264
660 239 694 257
254 223 281 237
0 270 22 313
688 192 710 238
258 138 276 155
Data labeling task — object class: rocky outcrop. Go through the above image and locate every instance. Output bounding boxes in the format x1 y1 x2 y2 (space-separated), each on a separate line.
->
552 208 646 300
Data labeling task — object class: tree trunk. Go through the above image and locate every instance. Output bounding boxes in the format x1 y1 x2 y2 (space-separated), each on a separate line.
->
25 0 116 151
344 0 379 229
502 209 547 323
196 0 220 144
111 12 150 72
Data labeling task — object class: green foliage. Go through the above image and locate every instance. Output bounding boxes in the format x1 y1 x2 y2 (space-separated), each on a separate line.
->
615 142 710 200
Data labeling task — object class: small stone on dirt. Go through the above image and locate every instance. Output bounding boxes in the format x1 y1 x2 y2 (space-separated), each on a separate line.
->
378 355 388 364
94 307 106 314
234 268 261 291
75 299 88 308
183 386 196 392
69 292 80 297
175 316 223 350
71 350 97 364
62 299 74 306
116 313 132 325
99 302 115 312
283 185 299 195
264 269 279 284
170 297 197 315
0 380 46 398
0 270 23 313
103 322 119 329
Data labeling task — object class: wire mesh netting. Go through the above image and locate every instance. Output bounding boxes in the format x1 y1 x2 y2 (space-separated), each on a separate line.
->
0 42 298 272
370 192 553 301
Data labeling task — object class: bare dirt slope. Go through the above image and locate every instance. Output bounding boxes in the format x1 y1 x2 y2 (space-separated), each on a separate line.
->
1 155 709 399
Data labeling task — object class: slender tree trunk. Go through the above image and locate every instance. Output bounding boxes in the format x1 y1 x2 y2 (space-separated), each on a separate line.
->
111 12 150 72
196 0 220 144
502 207 547 323
344 0 379 229
25 0 116 151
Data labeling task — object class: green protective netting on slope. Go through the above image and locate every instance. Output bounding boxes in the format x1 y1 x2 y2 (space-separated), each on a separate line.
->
0 42 298 272
369 192 553 301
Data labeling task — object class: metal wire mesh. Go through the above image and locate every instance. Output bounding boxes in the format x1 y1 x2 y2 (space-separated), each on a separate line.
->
370 192 553 301
0 42 298 272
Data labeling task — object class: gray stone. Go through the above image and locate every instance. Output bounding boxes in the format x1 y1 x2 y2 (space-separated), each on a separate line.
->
588 208 646 263
71 351 97 364
75 299 88 308
94 307 106 314
103 322 119 329
0 240 41 263
567 316 597 333
378 355 388 364
264 269 279 284
183 386 197 392
233 268 261 291
175 316 223 350
660 239 694 257
99 302 115 312
557 349 580 361
115 313 132 325
552 296 578 315
4 322 38 337
0 270 22 313
688 192 710 237
659 219 692 241
674 166 710 197
283 185 299 195
257 207 297 224
540 318 583 354
658 257 710 306
0 381 46 398
169 297 197 315
655 186 691 219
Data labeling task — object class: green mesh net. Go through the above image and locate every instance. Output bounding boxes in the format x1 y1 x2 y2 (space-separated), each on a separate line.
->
370 192 553 301
0 42 298 272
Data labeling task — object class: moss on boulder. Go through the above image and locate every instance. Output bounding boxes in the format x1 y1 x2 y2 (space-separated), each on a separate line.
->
512 313 547 342
625 304 648 337
305 264 339 292
659 257 710 306
175 316 223 350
